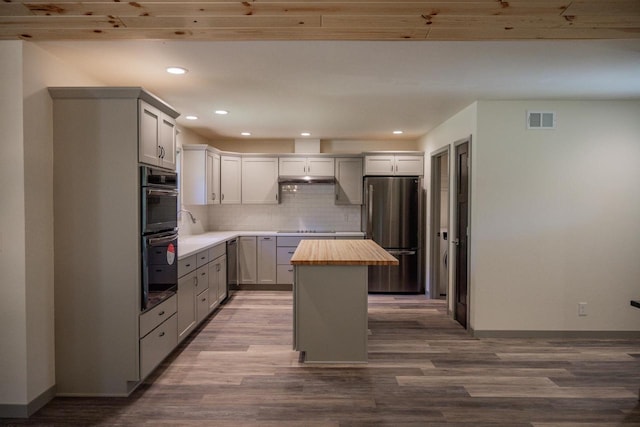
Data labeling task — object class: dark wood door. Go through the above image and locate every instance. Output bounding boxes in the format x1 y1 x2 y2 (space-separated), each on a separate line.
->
454 142 469 328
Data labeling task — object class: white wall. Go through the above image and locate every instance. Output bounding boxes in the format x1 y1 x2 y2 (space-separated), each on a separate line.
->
472 100 640 332
0 41 28 407
418 102 477 308
0 41 104 412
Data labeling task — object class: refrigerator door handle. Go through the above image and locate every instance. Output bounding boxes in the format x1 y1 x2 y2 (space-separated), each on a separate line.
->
386 250 417 256
367 184 374 239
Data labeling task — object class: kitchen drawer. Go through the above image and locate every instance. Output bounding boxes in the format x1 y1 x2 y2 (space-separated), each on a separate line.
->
195 265 209 292
196 250 210 268
140 294 177 338
208 243 225 261
196 289 209 323
178 254 197 277
276 236 334 247
277 264 294 285
140 313 178 379
277 246 297 264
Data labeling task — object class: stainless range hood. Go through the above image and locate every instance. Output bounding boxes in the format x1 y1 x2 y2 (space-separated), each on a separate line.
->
278 175 336 185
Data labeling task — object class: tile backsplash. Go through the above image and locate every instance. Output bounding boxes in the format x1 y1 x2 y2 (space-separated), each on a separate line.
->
207 184 361 231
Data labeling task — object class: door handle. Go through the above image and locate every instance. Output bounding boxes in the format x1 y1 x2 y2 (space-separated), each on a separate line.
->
451 238 460 246
367 184 373 239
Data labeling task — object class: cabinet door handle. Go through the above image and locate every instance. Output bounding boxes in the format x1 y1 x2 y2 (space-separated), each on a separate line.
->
159 331 165 337
216 264 221 272
194 277 198 286
221 194 225 201
395 164 398 172
391 164 394 172
212 193 216 200
201 297 206 302
158 311 165 316
288 268 293 272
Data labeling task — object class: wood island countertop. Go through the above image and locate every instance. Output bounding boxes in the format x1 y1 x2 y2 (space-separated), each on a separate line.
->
290 239 399 266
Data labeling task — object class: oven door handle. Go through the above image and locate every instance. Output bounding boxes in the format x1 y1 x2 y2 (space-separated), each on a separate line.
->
148 233 179 246
146 188 179 197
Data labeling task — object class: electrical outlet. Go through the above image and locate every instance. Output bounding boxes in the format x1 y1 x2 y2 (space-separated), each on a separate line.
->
578 302 587 316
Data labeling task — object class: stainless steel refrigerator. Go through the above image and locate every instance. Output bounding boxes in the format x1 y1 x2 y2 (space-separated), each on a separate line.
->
363 176 423 293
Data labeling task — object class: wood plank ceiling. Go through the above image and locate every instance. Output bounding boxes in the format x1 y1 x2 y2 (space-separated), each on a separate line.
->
1 1 639 41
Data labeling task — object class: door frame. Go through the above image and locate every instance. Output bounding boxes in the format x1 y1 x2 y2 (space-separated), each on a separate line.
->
429 145 450 302
452 136 472 329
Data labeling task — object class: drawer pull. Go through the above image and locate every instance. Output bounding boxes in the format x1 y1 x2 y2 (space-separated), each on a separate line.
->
288 251 294 254
159 331 165 337
158 311 165 316
201 297 206 302
185 263 191 267
288 268 293 272
201 272 206 276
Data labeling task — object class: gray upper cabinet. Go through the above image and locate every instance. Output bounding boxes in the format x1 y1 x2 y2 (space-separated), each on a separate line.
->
242 157 279 204
335 157 363 205
364 154 424 176
279 156 334 177
139 99 177 170
182 145 220 205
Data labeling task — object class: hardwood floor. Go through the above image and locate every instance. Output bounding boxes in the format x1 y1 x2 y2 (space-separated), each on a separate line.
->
4 291 640 426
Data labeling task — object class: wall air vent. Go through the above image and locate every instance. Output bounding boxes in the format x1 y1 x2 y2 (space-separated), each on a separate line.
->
527 111 556 129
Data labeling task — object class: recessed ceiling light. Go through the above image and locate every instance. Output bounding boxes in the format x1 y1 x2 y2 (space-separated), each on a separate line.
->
214 110 229 115
393 130 404 135
166 66 187 75
300 132 311 136
185 115 198 120
241 132 251 136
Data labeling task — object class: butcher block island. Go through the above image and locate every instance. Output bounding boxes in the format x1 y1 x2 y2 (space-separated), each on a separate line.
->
291 240 398 363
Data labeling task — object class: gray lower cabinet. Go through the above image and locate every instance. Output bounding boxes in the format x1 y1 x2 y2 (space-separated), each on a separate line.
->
177 269 197 341
178 251 210 342
276 236 335 285
276 246 296 284
209 253 227 309
140 313 178 379
258 236 277 284
178 245 227 342
239 236 257 284
139 294 178 379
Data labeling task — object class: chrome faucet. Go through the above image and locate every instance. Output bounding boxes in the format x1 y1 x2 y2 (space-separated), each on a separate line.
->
178 209 197 224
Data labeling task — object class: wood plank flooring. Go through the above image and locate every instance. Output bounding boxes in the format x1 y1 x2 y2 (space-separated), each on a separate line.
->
4 291 640 426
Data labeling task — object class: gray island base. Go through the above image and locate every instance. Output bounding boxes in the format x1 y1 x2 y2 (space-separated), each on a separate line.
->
291 240 398 363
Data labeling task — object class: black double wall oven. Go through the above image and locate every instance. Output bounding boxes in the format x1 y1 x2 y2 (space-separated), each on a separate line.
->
141 166 179 312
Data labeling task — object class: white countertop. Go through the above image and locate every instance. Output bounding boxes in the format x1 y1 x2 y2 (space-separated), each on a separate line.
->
178 231 365 259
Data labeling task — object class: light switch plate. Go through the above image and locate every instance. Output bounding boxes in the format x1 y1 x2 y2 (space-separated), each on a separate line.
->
578 302 587 316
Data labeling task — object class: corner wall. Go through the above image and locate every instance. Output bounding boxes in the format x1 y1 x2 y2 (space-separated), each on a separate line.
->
0 41 28 413
1 41 105 417
472 100 640 332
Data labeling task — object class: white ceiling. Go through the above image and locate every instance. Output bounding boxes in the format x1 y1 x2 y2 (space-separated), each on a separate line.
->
37 39 640 142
